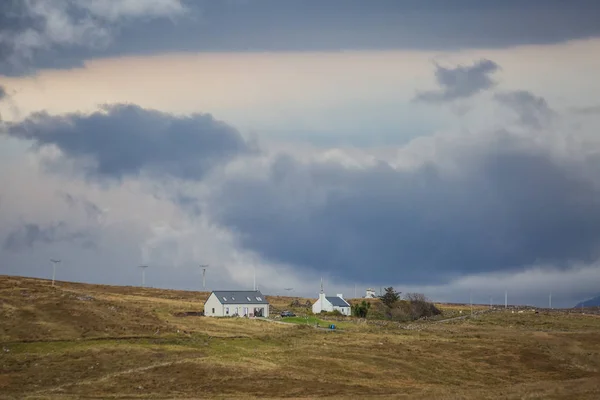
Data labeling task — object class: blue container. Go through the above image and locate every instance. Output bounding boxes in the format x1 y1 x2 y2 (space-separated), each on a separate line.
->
330 324 336 330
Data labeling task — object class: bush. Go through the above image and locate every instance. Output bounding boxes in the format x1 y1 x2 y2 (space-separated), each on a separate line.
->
405 293 441 319
362 292 441 321
352 300 371 318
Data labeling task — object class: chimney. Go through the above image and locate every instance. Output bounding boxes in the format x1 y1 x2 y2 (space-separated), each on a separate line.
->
337 293 344 299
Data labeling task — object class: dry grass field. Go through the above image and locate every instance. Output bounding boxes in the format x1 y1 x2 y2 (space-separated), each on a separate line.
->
1 275 600 399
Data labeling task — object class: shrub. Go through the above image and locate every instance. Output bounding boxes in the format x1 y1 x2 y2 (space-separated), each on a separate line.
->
405 293 442 319
352 300 371 318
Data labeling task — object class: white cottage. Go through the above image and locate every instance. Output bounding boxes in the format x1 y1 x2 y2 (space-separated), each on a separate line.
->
204 290 269 318
312 292 351 316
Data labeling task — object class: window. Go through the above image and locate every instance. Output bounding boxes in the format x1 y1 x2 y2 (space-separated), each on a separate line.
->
231 297 235 301
222 297 228 302
211 308 215 314
226 307 229 315
247 297 251 301
256 297 262 301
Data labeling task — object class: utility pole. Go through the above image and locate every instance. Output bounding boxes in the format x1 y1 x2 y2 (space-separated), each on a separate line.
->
470 291 473 317
50 259 61 286
505 290 508 309
490 296 492 309
253 266 256 291
354 284 357 298
549 292 552 309
138 265 148 287
200 264 209 290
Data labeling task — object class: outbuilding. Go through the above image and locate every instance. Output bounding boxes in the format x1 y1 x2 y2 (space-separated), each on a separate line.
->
203 290 269 317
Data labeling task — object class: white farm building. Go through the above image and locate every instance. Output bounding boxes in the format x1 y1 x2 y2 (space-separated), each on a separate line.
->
312 292 351 316
204 290 269 318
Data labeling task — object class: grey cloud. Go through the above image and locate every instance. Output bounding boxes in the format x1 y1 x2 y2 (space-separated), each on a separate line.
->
0 0 186 76
570 105 600 116
494 90 556 129
414 59 499 103
0 85 6 101
3 221 95 251
2 1 600 76
206 133 600 286
172 193 202 216
4 104 254 181
59 192 104 221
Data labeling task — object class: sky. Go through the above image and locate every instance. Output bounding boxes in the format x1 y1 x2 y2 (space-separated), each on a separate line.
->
1 0 600 307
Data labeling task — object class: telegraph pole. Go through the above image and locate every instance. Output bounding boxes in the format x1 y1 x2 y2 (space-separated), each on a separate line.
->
470 291 473 317
138 265 148 287
50 259 61 286
200 264 209 290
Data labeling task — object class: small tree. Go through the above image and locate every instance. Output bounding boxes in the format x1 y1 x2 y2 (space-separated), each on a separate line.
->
352 300 371 318
380 287 401 307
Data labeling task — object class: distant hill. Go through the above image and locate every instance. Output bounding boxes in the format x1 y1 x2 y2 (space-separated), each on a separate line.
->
575 295 600 308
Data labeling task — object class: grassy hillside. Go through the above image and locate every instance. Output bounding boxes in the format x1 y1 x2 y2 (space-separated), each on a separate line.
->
1 275 600 399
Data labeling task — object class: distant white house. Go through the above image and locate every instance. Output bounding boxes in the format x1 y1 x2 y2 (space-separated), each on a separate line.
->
204 290 269 318
365 288 377 298
312 281 351 316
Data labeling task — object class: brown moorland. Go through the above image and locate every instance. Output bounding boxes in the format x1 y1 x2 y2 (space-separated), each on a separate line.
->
1 275 599 399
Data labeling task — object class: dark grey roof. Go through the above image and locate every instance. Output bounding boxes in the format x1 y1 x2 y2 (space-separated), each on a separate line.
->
326 296 350 307
210 290 269 305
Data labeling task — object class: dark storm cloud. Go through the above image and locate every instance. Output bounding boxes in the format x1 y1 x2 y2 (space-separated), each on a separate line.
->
494 90 556 129
4 104 254 181
206 135 600 285
414 59 499 103
2 0 600 76
3 222 94 251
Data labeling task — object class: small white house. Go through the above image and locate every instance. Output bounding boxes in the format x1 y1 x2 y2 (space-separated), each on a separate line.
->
312 292 351 316
365 288 377 298
204 290 269 318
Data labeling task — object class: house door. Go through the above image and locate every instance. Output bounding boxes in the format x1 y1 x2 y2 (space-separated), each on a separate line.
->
243 307 248 316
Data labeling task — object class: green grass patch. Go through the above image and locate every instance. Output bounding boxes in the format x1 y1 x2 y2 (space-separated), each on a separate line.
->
280 316 354 329
281 316 330 325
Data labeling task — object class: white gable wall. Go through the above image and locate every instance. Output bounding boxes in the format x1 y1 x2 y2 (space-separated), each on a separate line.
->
312 293 333 314
204 293 223 317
